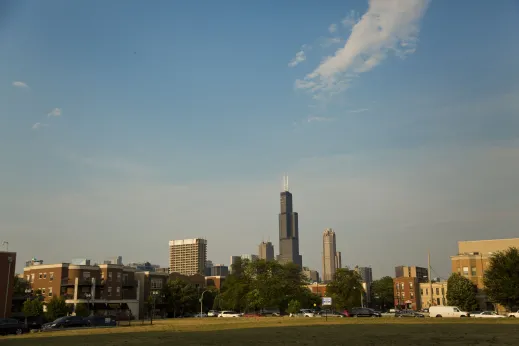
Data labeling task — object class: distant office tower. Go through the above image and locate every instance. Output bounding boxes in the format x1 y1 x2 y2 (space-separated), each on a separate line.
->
258 241 275 261
335 251 342 270
302 267 320 283
211 264 229 277
355 266 373 304
169 238 207 275
276 175 302 267
204 260 214 276
322 228 338 283
241 254 259 262
229 256 240 273
105 256 123 265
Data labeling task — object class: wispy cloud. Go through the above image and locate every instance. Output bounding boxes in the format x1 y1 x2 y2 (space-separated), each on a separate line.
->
348 108 369 113
12 81 29 88
288 50 307 68
47 108 62 117
341 10 359 28
307 116 334 123
32 122 48 130
328 24 337 33
294 0 430 99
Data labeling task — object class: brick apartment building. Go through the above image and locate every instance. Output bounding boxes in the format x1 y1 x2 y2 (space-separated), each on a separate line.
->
451 238 519 311
135 271 169 318
1 251 16 318
307 282 327 297
420 281 448 308
393 277 420 310
205 276 225 290
23 261 140 318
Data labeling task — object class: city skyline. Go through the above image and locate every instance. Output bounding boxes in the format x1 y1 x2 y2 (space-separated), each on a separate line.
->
3 1 519 279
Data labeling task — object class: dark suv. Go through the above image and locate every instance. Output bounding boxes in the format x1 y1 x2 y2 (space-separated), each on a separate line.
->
349 308 382 317
0 318 28 336
41 316 88 330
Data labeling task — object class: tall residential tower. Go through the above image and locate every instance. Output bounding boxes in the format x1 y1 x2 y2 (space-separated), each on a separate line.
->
169 238 207 275
276 175 302 267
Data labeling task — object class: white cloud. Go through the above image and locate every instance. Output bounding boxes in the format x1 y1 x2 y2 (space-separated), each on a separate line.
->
12 81 29 88
329 24 337 33
348 108 369 113
288 50 306 67
342 10 359 28
32 122 48 130
47 108 62 117
295 0 430 98
307 116 334 123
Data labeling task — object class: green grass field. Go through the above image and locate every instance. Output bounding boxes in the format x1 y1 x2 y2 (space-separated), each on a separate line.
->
3 318 519 345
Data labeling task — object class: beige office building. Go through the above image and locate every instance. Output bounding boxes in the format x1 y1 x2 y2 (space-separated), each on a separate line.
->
451 238 519 311
258 241 274 261
169 238 207 276
322 229 340 283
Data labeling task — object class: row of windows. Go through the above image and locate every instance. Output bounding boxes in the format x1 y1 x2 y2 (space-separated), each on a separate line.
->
420 287 445 296
27 272 55 282
34 287 53 297
458 266 478 276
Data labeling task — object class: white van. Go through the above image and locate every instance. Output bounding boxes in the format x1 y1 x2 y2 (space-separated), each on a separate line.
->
429 306 469 318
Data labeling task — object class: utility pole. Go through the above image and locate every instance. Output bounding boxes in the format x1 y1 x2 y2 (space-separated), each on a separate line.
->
428 251 433 307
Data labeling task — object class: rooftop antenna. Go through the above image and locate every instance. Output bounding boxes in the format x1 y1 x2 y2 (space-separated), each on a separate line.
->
283 173 289 192
1 241 8 252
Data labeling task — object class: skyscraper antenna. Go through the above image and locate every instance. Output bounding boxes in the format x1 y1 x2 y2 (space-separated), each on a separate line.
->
283 173 289 191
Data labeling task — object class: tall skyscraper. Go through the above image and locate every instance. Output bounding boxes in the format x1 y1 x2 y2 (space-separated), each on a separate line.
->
276 175 302 267
169 238 207 275
258 241 274 261
322 228 339 283
355 266 373 305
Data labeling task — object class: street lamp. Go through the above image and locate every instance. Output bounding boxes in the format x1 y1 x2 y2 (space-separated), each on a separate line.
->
151 291 159 325
85 293 92 316
199 290 210 317
24 289 32 327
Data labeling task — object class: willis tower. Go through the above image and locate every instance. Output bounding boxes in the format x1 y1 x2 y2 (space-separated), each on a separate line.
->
276 175 302 267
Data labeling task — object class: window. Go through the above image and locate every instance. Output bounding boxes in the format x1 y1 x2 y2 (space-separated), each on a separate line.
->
31 274 35 282
117 273 121 282
108 287 112 297
42 288 46 295
441 288 445 295
436 298 440 305
401 292 405 298
436 288 440 295
457 267 461 273
116 287 120 296
48 287 53 297
43 273 47 279
409 283 413 289
400 283 404 290
151 279 163 289
108 272 113 281
420 289 423 296
410 292 414 299
49 272 54 281
26 275 30 282
471 267 477 276
462 267 469 275
39 273 42 279
425 288 428 295
83 272 91 279
123 274 128 284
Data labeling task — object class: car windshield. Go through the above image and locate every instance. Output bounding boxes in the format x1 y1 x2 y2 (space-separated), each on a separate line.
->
53 317 67 323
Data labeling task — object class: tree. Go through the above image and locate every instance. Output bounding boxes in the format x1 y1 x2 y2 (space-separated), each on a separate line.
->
74 303 90 317
162 279 198 316
446 273 478 311
326 268 363 310
286 300 301 316
23 299 43 317
371 276 394 310
46 296 70 321
484 247 519 311
13 275 29 295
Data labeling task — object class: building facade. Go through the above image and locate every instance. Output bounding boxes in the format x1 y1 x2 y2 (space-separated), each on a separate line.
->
307 282 327 297
277 176 302 267
209 264 229 277
355 266 373 306
420 281 448 308
135 271 169 318
205 276 225 290
258 241 275 261
23 262 140 318
1 251 16 318
393 276 420 310
169 238 207 276
450 238 519 311
395 265 429 283
322 229 338 283
302 268 320 283
126 262 161 272
335 251 342 270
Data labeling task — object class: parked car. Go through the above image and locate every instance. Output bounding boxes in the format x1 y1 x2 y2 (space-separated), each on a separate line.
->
41 316 88 330
217 311 241 318
429 306 469 318
0 318 28 336
471 311 505 319
507 310 519 318
194 313 208 318
259 309 281 317
395 310 425 318
83 315 117 327
299 309 315 317
349 308 382 317
318 310 347 318
207 310 219 317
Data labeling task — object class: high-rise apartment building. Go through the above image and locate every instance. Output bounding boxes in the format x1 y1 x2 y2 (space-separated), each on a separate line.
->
169 238 207 276
335 251 342 270
395 265 429 283
277 176 302 267
322 228 339 283
258 241 274 261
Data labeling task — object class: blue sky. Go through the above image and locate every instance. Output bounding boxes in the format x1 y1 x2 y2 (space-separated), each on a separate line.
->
2 0 519 278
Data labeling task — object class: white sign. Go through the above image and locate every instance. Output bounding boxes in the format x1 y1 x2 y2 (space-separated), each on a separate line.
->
322 297 332 305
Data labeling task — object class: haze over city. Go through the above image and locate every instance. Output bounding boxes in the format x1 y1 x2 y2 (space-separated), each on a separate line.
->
2 0 519 279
